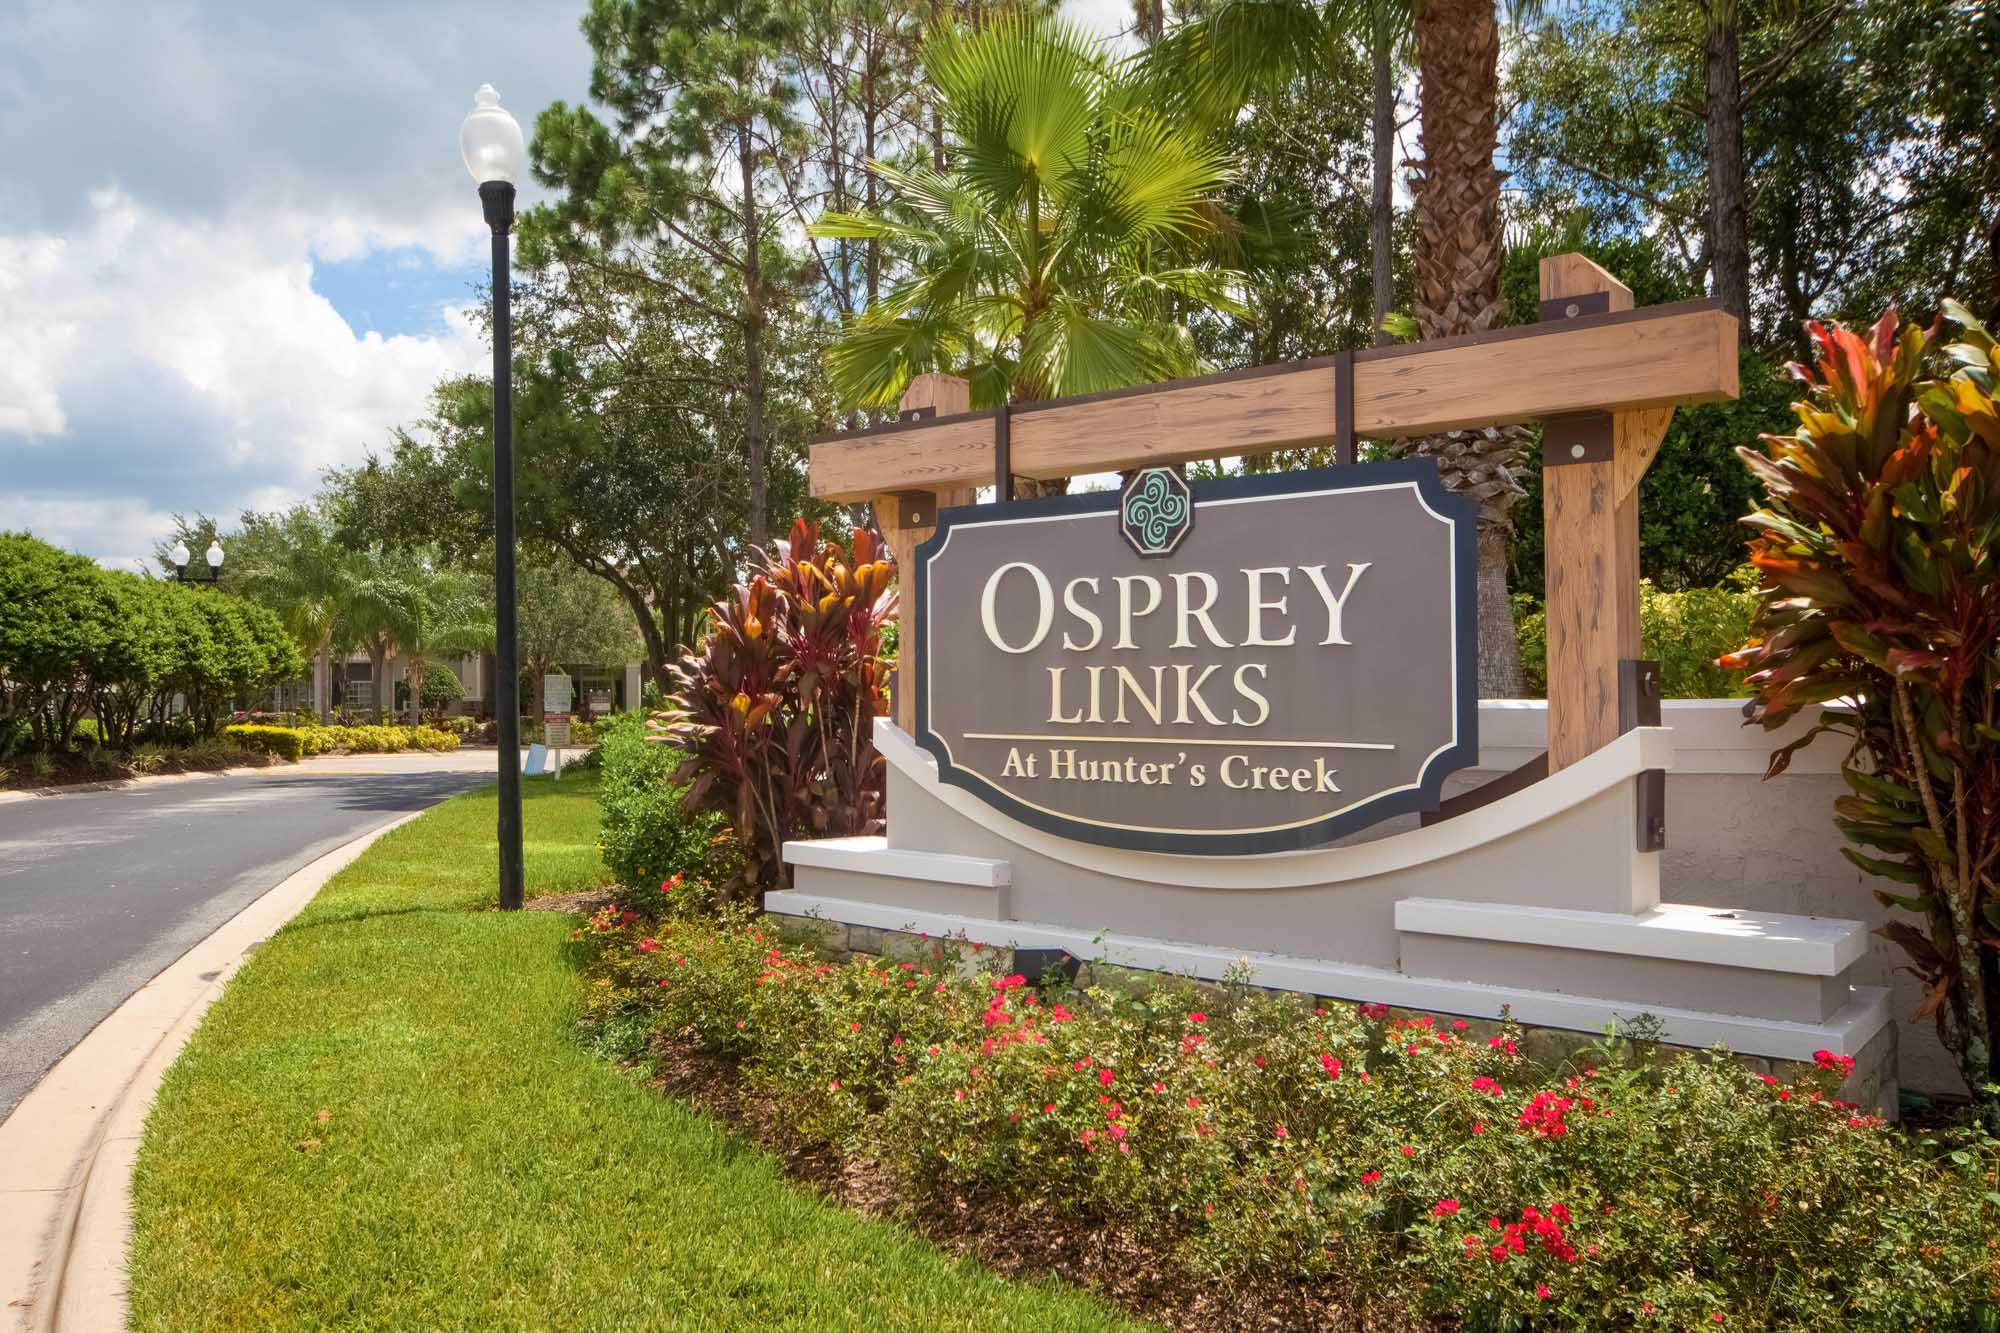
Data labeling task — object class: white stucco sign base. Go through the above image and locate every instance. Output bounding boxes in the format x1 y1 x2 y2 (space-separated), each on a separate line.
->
779 715 1889 1085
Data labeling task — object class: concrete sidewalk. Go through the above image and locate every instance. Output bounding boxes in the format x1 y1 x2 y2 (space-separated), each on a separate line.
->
0 811 425 1333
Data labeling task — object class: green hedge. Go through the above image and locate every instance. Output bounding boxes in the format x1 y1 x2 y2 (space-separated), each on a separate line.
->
1518 570 1758 699
296 724 460 755
595 711 731 892
0 532 300 754
223 724 305 761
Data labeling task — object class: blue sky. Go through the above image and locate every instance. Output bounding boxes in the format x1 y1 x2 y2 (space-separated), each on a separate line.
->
0 0 1129 570
312 249 489 341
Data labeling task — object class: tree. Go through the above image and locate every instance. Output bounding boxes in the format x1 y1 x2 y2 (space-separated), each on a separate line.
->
1140 0 1412 349
813 15 1243 493
517 557 645 721
231 506 353 722
0 533 107 752
531 0 806 553
1507 0 1995 351
1390 0 1548 694
376 560 494 727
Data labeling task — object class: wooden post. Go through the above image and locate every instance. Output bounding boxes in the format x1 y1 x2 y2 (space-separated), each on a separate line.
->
1539 256 1676 770
877 373 976 733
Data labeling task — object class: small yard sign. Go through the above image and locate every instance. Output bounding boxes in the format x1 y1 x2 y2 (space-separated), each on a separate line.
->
914 460 1478 853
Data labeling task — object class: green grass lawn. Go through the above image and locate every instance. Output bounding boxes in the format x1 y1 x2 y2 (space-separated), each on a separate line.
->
128 774 1144 1332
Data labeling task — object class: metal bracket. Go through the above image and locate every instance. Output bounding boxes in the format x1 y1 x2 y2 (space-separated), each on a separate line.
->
1012 947 1081 985
994 404 1013 502
886 490 939 529
899 404 937 423
1619 657 1666 851
1538 290 1612 323
1637 768 1667 852
1542 411 1614 467
1618 659 1663 731
1333 349 1356 466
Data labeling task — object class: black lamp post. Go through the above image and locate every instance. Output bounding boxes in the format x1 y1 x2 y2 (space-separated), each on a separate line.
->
169 539 225 584
461 83 527 911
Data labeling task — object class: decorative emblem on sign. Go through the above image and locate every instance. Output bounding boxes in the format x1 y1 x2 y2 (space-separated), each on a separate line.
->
1119 466 1193 558
914 460 1479 854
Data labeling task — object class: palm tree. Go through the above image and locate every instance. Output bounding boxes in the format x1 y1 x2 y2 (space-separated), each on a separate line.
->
1141 0 1411 347
377 560 493 726
812 14 1243 494
1148 0 1535 694
233 507 350 722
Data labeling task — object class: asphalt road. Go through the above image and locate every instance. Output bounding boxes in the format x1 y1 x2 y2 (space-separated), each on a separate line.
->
0 755 498 1122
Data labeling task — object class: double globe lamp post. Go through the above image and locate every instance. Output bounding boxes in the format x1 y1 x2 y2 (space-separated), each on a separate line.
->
460 84 527 911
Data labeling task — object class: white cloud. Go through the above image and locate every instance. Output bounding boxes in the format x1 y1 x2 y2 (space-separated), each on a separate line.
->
0 190 489 567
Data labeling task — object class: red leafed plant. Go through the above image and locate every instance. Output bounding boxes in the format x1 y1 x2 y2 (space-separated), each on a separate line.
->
1726 302 2000 1117
657 518 896 902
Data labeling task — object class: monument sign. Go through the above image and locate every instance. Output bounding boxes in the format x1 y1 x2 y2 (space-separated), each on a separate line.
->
915 462 1477 852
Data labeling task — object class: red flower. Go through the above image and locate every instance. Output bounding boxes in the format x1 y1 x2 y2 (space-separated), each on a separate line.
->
1537 1284 1552 1300
1187 1096 1203 1109
1400 1144 1416 1157
1188 1011 1207 1023
994 974 1027 990
1360 1170 1382 1186
1432 1199 1459 1216
1470 1075 1503 1096
1489 1245 1507 1263
1813 1048 1856 1077
637 937 661 954
1274 1124 1289 1139
1099 1068 1116 1086
1320 1053 1342 1080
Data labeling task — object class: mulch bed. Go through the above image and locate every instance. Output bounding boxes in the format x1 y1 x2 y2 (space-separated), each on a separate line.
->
636 1030 1427 1333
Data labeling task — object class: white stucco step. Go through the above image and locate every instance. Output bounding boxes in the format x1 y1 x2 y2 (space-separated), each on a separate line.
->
782 835 1010 888
1395 898 1868 976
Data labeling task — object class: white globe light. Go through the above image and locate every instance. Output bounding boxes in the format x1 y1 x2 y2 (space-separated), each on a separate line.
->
460 84 527 186
170 540 191 569
206 541 225 570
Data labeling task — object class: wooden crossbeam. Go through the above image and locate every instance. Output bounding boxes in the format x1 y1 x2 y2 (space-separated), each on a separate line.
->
809 299 1737 502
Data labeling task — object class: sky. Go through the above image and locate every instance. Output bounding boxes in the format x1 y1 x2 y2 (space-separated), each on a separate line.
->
0 0 1133 571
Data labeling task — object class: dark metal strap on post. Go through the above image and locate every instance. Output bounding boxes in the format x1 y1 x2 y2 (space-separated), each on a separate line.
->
1333 350 1356 466
994 403 1013 502
1619 659 1666 852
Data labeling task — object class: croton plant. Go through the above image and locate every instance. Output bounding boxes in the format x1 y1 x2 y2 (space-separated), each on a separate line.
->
657 518 896 901
1727 303 2000 1115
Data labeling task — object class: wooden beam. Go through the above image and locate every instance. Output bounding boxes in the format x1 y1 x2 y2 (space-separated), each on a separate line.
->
874 374 975 733
809 300 1736 501
1539 255 1678 771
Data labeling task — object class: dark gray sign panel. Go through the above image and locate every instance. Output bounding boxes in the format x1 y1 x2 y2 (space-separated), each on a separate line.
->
913 460 1479 854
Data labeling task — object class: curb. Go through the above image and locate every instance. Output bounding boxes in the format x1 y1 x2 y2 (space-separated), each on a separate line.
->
0 767 266 805
0 808 431 1333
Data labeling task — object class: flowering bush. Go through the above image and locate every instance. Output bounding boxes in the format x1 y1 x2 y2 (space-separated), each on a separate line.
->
574 911 1998 1328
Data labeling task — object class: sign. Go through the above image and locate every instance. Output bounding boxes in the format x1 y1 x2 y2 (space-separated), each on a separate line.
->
545 713 572 748
543 673 573 716
914 460 1478 854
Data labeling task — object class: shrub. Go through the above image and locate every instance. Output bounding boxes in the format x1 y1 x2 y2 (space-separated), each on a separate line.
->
596 711 732 895
578 914 1998 1328
420 664 464 709
0 533 301 752
1517 572 1757 699
292 723 459 755
1727 304 2000 1123
660 518 895 900
223 724 305 761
